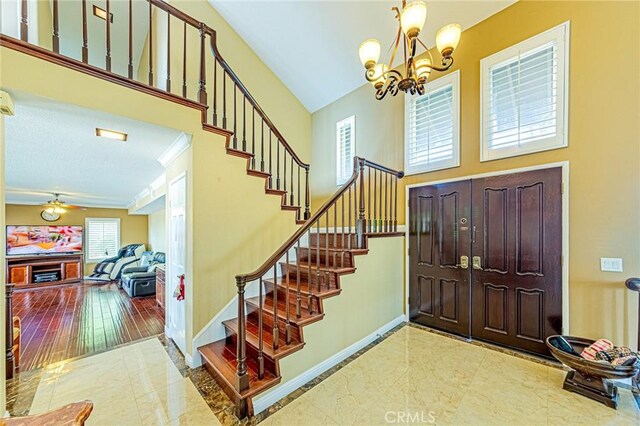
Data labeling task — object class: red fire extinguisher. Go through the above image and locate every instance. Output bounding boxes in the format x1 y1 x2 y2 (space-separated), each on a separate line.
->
174 274 185 301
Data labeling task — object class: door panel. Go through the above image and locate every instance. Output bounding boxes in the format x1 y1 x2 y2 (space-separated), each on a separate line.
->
472 168 562 356
409 181 471 336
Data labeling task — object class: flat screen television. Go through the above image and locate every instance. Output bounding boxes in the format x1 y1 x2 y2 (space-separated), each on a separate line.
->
6 225 83 256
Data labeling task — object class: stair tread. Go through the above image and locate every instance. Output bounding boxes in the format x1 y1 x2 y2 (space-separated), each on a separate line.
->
226 147 254 159
281 261 356 274
198 340 280 399
300 246 368 255
223 317 304 359
264 277 341 298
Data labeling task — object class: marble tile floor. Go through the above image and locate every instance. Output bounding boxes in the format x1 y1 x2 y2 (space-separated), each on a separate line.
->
19 325 640 425
26 337 221 425
264 326 640 425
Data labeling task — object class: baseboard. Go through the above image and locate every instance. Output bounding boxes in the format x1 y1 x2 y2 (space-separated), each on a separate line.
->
252 314 407 415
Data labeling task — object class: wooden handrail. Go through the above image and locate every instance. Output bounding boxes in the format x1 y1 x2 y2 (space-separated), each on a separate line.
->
236 157 403 283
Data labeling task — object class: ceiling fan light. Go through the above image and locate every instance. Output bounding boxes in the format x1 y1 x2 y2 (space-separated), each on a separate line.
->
45 207 55 214
358 39 381 70
54 206 66 214
400 0 427 39
415 58 432 82
436 23 461 57
371 63 388 89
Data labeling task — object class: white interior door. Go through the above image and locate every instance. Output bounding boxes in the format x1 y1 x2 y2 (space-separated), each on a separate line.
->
167 173 187 353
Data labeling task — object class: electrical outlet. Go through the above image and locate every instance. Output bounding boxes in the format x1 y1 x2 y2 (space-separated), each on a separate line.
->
600 257 623 272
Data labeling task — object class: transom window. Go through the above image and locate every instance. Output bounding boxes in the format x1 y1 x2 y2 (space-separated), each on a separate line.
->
481 22 569 161
404 70 460 175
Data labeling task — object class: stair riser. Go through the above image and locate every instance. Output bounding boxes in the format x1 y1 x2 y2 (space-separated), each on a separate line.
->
310 233 357 248
264 281 322 313
224 335 278 377
246 308 302 343
296 247 354 268
280 264 339 287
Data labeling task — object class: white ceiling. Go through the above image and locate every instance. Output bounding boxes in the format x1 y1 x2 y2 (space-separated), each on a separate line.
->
210 0 517 112
5 92 183 208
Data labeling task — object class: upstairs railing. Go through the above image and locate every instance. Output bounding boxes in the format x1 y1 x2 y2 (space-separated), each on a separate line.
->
8 0 310 219
233 157 404 392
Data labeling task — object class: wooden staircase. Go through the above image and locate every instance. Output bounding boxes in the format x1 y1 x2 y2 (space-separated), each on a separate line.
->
198 158 404 418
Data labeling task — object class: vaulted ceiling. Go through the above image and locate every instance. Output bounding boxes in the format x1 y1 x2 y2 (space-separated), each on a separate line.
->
210 0 517 112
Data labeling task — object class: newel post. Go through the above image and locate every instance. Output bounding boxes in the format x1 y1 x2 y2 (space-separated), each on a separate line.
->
234 277 249 393
20 0 28 42
5 284 15 380
197 24 208 105
356 158 367 249
304 167 311 220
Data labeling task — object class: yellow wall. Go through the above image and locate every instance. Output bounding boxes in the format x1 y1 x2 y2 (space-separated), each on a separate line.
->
0 44 302 356
148 209 166 252
276 236 404 385
5 204 149 274
136 0 311 162
311 1 640 347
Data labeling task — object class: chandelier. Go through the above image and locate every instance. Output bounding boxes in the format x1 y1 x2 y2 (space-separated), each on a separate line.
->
359 0 461 100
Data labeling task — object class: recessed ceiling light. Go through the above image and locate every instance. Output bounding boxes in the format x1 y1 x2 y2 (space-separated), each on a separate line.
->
96 128 127 141
93 5 114 23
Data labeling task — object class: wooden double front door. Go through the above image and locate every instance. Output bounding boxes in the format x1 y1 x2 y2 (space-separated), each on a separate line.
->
408 168 562 356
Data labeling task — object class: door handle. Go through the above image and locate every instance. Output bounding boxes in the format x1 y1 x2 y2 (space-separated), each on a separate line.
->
458 256 469 269
472 256 483 270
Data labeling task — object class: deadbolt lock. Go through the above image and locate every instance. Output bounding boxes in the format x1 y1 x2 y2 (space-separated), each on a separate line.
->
473 256 483 270
459 256 469 269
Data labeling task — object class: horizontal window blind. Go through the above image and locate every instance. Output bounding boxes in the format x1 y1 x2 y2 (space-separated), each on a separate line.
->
488 42 557 149
86 218 120 262
405 71 459 174
481 22 569 161
336 116 355 185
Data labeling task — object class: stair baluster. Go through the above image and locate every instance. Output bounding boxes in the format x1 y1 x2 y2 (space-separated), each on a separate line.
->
272 265 279 350
232 84 237 148
181 22 187 97
258 277 264 379
285 252 291 345
52 0 59 53
81 0 88 63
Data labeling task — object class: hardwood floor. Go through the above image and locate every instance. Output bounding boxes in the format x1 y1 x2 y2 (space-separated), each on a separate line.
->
13 280 164 372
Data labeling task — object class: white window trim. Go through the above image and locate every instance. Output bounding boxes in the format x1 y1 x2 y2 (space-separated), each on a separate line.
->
85 217 121 263
480 21 570 162
404 70 460 176
336 115 356 186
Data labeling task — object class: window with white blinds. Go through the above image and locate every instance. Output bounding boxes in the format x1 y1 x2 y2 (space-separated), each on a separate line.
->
404 70 460 175
85 218 121 262
481 22 569 161
336 115 355 185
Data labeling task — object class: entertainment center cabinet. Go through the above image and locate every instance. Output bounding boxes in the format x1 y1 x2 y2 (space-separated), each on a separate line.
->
6 254 83 289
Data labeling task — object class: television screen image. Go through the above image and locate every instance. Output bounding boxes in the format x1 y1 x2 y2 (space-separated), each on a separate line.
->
6 225 83 256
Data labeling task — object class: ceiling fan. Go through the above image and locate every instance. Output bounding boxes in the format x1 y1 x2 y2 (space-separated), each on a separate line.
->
42 193 88 214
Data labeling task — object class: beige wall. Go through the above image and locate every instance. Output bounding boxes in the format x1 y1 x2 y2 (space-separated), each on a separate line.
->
148 209 166 252
136 0 311 162
311 1 640 347
276 236 404 386
5 204 149 274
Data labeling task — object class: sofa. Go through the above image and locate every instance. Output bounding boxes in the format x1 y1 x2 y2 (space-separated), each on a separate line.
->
121 252 166 297
88 244 145 281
